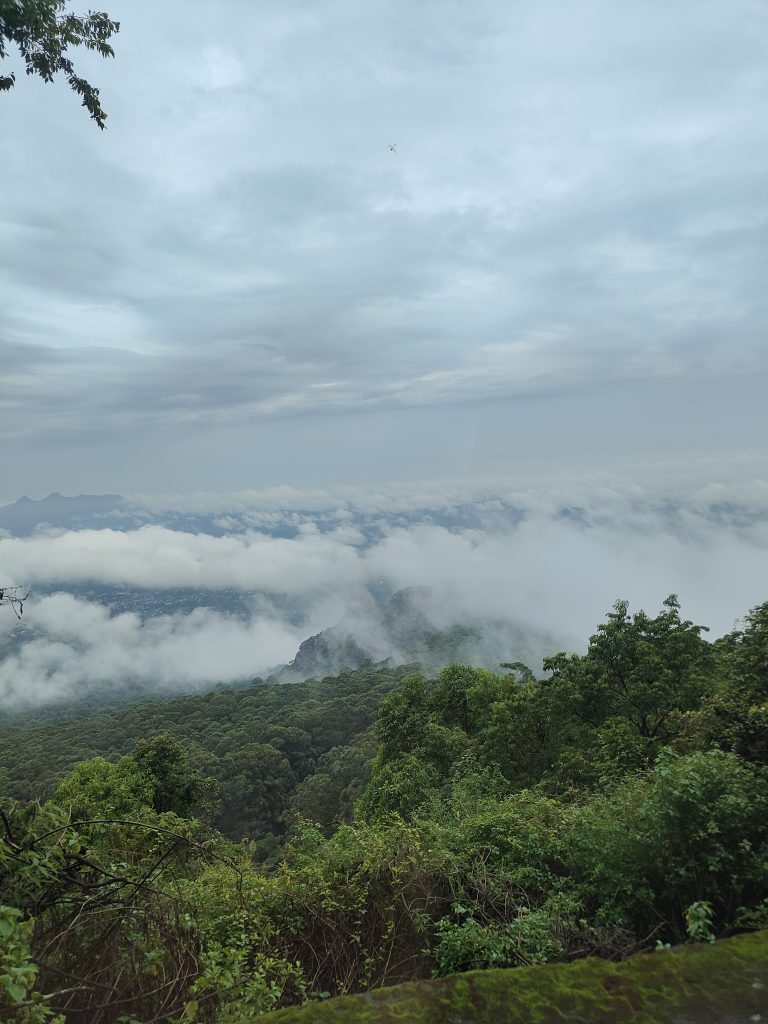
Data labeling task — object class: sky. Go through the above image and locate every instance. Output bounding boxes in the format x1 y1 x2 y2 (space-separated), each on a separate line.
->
1 1 768 706
1 0 767 498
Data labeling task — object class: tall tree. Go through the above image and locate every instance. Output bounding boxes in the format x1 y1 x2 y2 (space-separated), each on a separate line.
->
544 596 714 746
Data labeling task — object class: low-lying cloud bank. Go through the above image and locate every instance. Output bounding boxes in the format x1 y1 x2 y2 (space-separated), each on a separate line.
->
0 595 301 707
1 525 367 594
1 482 767 708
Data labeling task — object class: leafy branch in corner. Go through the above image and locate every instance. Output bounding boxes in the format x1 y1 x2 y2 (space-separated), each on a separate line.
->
0 0 120 128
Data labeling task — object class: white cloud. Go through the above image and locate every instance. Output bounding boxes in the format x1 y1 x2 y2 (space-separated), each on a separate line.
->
0 525 364 593
2 478 767 707
0 595 300 706
362 517 768 642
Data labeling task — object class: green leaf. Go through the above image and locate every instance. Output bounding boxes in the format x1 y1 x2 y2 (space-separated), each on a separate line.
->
5 980 28 1003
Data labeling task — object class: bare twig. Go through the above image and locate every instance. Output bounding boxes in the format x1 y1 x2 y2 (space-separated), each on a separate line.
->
0 585 30 620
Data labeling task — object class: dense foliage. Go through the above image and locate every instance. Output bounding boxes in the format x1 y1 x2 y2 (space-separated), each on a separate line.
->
1 597 767 1022
0 665 411 845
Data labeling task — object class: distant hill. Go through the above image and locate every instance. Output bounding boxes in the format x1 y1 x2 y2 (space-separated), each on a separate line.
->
0 488 530 540
285 587 554 679
0 492 126 536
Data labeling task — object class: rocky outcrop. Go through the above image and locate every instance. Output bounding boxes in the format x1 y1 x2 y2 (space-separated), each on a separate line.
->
289 631 372 676
286 586 552 680
265 931 768 1023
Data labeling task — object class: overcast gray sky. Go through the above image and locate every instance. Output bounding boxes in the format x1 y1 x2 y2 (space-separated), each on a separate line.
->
1 0 767 499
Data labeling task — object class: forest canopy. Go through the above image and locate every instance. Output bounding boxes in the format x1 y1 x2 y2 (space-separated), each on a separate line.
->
1 596 767 1021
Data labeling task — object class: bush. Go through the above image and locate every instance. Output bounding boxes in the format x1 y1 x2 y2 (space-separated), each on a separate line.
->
433 908 564 975
565 750 768 940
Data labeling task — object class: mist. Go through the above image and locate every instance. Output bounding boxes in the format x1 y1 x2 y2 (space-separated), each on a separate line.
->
0 595 301 707
2 482 767 708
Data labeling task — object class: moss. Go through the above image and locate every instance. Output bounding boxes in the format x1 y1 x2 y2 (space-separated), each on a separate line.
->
265 930 768 1023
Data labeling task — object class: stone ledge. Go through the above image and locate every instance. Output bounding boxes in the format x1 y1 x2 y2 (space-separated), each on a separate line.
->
265 930 768 1023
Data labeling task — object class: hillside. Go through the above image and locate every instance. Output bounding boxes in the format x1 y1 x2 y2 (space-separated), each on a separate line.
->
284 587 553 680
1 596 766 1023
0 663 411 840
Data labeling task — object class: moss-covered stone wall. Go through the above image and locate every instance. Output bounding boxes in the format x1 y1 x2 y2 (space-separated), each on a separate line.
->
266 930 768 1023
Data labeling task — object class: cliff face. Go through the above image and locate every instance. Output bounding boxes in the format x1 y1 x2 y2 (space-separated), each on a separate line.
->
289 631 372 676
287 587 553 680
265 931 768 1023
288 588 440 678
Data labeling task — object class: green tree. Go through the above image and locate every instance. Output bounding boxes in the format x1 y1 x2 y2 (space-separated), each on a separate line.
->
261 725 317 778
714 601 768 702
0 798 212 1021
376 673 432 760
479 680 569 789
218 743 295 838
52 754 154 819
566 750 768 940
289 740 375 833
686 601 768 763
431 664 485 733
0 0 119 128
357 753 442 820
132 732 212 818
544 596 713 757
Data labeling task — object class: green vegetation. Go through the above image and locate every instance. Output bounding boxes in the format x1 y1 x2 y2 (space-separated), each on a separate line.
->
1 597 767 1022
0 664 411 842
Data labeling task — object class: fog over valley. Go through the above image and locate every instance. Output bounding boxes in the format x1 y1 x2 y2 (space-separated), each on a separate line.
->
2 476 767 709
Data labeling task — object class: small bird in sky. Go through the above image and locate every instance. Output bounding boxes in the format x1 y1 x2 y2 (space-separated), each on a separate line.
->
388 143 397 153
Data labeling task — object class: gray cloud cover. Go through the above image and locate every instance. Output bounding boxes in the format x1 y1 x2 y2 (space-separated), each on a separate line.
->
1 0 767 495
2 3 767 704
